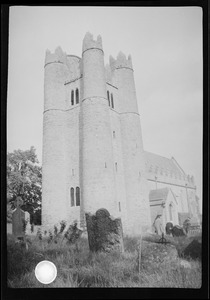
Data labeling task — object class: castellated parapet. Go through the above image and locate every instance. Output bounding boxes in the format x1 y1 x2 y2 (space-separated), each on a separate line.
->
42 32 152 234
110 52 133 71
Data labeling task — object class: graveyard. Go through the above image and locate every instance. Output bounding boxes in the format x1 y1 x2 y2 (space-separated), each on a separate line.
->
7 205 202 288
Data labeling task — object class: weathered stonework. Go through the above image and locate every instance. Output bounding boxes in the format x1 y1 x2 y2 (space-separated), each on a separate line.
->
42 32 200 235
85 208 124 252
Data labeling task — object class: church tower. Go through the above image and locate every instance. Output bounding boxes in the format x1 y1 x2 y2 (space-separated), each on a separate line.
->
110 52 151 235
42 33 152 234
42 47 69 229
80 33 117 225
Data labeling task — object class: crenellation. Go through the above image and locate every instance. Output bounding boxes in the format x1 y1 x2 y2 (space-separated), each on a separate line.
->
45 46 67 66
82 32 103 53
109 51 133 71
42 32 201 234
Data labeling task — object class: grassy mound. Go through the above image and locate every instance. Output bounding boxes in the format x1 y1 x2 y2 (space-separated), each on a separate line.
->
7 233 202 288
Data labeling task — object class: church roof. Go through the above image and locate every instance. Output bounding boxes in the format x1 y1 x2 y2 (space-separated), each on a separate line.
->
149 187 169 202
145 151 185 178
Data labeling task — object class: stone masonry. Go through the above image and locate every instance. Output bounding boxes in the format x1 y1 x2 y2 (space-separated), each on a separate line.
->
42 32 200 235
42 32 151 235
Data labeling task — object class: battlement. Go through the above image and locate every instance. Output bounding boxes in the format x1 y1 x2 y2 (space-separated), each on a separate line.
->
45 46 67 66
82 32 103 53
109 52 133 71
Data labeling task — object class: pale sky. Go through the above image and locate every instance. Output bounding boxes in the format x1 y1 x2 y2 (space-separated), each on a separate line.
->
7 6 203 208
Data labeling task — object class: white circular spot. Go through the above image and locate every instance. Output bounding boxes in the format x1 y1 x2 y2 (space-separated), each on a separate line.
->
35 260 57 284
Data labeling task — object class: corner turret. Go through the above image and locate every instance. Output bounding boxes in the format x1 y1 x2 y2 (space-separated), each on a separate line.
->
109 52 133 71
45 46 67 66
82 32 103 53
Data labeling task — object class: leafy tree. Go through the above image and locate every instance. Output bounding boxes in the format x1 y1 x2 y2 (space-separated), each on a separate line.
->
7 146 42 225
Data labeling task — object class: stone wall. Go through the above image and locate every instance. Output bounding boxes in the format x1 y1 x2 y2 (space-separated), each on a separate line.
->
42 33 153 234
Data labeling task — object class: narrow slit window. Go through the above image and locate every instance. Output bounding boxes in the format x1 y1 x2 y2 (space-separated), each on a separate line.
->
113 131 116 138
111 93 114 108
76 88 79 104
107 91 110 106
71 187 74 206
119 202 121 212
76 187 80 206
105 162 107 168
115 162 118 171
71 90 74 106
72 169 74 176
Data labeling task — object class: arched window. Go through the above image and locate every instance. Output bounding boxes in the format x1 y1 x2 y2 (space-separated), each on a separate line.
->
76 187 80 206
107 91 110 106
71 90 74 106
71 187 74 206
111 93 114 109
76 88 79 104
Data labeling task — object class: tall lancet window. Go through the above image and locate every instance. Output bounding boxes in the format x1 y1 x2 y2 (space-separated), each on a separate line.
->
71 90 74 105
76 187 80 206
111 93 114 109
76 88 79 104
107 91 110 106
71 187 74 206
169 203 173 221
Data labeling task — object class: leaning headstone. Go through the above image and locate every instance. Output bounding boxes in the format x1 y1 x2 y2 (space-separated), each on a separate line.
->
182 239 201 260
12 197 28 248
85 208 124 253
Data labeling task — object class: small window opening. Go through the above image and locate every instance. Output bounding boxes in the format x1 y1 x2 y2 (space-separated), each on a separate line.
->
113 131 116 138
115 162 118 171
119 202 121 212
111 93 114 108
76 88 79 104
76 187 80 206
72 169 74 176
71 187 74 206
105 162 107 168
71 90 74 105
107 91 110 106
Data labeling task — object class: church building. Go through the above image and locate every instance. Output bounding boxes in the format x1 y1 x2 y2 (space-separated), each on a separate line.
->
42 32 201 235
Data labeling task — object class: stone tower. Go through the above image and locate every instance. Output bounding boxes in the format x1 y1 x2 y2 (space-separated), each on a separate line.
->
42 32 151 235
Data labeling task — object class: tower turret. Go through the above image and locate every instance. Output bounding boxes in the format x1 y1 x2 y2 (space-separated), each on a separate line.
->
42 47 69 229
111 52 151 234
80 33 116 226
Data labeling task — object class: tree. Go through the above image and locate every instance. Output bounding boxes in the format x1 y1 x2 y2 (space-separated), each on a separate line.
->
7 146 42 225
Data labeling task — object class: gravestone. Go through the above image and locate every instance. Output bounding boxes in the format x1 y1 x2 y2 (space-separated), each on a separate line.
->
85 208 124 253
12 197 26 240
64 222 83 244
24 211 31 234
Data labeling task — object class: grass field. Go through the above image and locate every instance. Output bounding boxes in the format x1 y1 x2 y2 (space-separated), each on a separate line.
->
7 232 202 288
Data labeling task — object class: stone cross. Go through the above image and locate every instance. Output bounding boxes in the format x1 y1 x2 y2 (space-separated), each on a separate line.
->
12 197 26 240
85 208 124 253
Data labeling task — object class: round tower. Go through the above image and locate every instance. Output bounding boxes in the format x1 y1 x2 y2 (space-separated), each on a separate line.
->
80 33 116 226
110 52 151 235
42 47 69 230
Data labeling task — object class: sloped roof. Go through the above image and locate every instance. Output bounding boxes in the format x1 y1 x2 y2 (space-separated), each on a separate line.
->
145 151 185 177
149 187 169 202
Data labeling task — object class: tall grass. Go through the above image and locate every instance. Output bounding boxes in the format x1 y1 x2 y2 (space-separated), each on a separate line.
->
7 233 202 288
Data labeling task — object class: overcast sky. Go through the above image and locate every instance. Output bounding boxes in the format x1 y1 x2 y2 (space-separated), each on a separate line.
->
7 6 203 208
